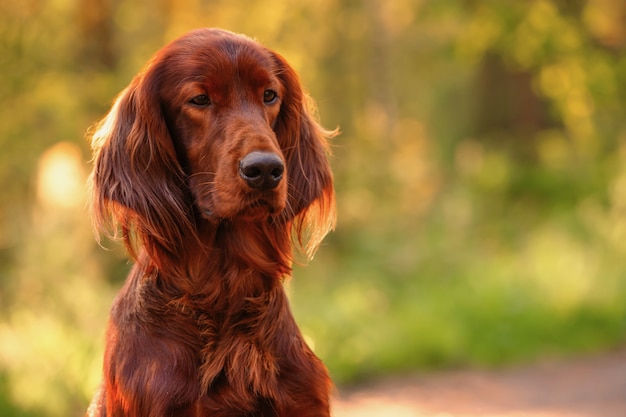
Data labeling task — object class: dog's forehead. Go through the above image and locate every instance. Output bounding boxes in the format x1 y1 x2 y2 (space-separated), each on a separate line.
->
172 30 274 68
155 40 277 96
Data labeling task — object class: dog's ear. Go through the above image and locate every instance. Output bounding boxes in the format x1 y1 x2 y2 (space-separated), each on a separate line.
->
271 52 337 259
89 62 196 271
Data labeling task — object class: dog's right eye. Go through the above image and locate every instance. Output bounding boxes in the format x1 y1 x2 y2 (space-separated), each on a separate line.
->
189 95 211 106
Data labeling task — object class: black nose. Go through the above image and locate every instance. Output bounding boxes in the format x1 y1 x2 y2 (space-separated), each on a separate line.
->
239 151 285 190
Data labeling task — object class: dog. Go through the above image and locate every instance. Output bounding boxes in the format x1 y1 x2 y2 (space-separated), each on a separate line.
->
87 28 336 417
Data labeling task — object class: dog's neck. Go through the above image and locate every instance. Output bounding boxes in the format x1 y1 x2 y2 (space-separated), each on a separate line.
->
133 216 299 401
144 215 294 297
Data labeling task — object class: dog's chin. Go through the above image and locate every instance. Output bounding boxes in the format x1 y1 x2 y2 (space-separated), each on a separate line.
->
236 200 285 221
199 199 285 223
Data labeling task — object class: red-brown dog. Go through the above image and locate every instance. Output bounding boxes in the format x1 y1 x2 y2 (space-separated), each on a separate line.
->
87 28 336 417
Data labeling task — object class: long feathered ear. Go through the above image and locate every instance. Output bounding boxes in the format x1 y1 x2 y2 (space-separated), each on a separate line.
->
271 52 337 260
89 67 196 272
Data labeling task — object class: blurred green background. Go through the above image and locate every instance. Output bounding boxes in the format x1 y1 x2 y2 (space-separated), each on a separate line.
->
2 0 626 415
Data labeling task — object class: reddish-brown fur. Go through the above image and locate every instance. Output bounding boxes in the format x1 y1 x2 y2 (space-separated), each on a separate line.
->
87 28 336 417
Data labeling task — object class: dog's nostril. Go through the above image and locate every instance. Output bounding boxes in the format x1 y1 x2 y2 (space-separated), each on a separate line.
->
243 166 262 179
239 151 284 190
270 166 283 179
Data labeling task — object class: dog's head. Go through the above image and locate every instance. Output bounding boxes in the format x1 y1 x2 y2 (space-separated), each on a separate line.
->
89 29 335 269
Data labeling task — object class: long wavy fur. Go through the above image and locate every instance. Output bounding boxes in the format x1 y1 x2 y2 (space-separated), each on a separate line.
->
86 28 336 417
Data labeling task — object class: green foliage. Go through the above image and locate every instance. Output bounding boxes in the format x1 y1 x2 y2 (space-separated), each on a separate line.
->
2 0 626 415
292 198 626 382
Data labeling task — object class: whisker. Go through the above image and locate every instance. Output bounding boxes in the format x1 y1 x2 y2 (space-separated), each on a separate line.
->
188 171 216 179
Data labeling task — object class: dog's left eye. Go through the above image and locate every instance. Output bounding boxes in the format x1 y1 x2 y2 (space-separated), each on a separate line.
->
189 94 211 106
263 89 278 104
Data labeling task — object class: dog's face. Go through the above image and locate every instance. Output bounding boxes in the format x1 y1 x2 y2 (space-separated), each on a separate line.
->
155 31 289 221
91 28 335 264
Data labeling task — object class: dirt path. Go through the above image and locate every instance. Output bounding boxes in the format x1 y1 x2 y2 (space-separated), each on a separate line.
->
332 349 626 417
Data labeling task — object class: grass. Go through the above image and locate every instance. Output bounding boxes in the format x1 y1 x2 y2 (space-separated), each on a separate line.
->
290 175 626 385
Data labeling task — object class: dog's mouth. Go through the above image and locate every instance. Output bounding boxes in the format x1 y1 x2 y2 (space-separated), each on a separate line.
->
199 196 285 222
237 197 285 219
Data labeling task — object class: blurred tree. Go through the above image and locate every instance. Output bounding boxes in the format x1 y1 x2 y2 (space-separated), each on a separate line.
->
77 0 117 70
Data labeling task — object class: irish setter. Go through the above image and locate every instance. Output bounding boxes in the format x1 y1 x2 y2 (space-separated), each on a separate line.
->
87 28 336 417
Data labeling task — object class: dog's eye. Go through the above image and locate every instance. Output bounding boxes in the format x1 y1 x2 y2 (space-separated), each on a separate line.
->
189 94 211 106
263 89 278 104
